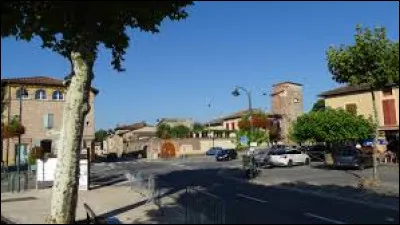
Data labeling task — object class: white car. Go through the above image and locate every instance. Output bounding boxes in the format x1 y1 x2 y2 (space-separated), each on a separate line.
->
268 148 310 167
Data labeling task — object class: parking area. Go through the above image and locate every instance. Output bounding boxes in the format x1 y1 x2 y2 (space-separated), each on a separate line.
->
250 162 399 195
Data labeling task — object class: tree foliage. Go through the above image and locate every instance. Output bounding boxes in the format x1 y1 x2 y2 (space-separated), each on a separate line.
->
192 122 205 133
238 112 270 131
94 129 108 142
290 108 375 144
1 1 193 71
170 125 191 138
327 25 399 88
311 99 326 112
156 123 172 139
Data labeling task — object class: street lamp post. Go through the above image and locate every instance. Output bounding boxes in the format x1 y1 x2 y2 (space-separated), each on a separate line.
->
207 102 215 148
232 86 253 145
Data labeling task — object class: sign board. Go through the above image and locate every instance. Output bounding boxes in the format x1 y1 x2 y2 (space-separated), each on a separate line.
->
250 142 258 147
37 158 58 182
240 136 248 145
79 159 89 191
36 158 89 191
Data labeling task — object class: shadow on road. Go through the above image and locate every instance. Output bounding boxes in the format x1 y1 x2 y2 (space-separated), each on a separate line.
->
88 167 399 224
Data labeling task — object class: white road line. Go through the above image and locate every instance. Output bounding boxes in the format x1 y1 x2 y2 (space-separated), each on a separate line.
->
303 213 346 224
236 193 268 203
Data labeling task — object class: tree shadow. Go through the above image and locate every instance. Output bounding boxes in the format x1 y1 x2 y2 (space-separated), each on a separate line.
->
86 167 398 224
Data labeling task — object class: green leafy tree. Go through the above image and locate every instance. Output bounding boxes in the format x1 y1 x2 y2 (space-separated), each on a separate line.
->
171 125 191 138
1 1 193 223
326 25 399 180
290 108 375 145
94 129 108 142
156 124 172 139
192 122 205 133
311 99 326 112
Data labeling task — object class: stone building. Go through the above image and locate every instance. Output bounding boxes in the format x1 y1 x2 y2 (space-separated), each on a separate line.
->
270 81 303 143
1 76 98 166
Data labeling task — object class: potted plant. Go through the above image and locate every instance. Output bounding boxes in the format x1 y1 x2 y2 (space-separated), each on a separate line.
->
28 146 44 172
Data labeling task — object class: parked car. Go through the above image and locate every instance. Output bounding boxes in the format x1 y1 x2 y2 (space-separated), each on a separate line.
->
305 145 328 162
268 148 310 167
254 148 271 168
332 146 373 170
206 147 223 156
216 149 238 161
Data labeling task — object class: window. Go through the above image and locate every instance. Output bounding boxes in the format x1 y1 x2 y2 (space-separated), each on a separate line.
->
383 88 393 96
52 90 64 100
35 89 47 100
43 114 54 129
225 123 230 130
345 103 357 115
231 122 235 130
16 88 29 99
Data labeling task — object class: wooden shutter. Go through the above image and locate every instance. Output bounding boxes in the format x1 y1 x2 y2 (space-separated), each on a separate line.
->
382 99 397 125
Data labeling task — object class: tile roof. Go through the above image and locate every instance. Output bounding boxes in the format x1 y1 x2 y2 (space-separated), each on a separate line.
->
319 84 398 97
1 76 99 94
115 122 147 131
273 81 303 87
1 76 65 87
222 109 264 120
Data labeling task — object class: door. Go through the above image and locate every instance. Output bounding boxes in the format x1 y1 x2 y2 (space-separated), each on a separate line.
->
292 150 304 164
382 99 397 126
16 144 28 166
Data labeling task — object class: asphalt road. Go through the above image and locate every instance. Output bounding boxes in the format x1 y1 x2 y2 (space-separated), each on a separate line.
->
91 158 399 224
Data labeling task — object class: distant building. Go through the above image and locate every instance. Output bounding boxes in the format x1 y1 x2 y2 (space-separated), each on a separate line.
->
1 76 98 166
271 82 303 143
157 118 194 129
320 84 399 150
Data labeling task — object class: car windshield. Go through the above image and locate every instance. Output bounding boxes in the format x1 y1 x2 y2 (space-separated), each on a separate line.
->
268 149 287 155
337 147 358 156
217 150 228 155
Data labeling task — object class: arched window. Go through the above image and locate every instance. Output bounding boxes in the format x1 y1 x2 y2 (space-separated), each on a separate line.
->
16 88 29 99
52 90 64 100
35 89 47 100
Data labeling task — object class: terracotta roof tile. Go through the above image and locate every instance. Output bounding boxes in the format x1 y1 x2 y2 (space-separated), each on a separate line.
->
1 76 99 94
319 84 398 97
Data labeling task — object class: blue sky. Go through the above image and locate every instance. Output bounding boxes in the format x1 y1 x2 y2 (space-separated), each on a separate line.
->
1 1 399 130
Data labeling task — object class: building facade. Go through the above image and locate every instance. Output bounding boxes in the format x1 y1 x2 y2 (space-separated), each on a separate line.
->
1 76 97 166
320 85 399 145
271 82 304 143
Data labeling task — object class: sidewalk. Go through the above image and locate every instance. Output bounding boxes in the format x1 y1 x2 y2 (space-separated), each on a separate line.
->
1 186 184 224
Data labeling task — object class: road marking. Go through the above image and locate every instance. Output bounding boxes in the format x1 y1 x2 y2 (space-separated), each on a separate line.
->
236 193 268 203
303 213 346 224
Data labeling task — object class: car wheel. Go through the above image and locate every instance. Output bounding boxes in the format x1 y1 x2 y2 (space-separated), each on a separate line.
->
305 158 310 165
288 160 293 168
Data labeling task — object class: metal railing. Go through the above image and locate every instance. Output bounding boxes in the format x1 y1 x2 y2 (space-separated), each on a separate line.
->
124 171 226 224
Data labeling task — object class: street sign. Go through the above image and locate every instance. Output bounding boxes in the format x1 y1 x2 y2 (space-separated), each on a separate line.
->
240 136 248 145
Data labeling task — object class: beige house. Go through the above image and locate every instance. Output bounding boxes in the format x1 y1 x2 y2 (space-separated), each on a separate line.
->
320 85 399 148
157 118 194 129
1 76 98 166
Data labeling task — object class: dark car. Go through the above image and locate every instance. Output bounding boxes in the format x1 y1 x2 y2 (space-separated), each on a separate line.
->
216 149 238 161
206 147 223 156
305 145 328 162
333 146 373 170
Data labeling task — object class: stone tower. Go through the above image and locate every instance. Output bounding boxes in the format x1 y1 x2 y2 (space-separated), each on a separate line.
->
271 82 303 144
